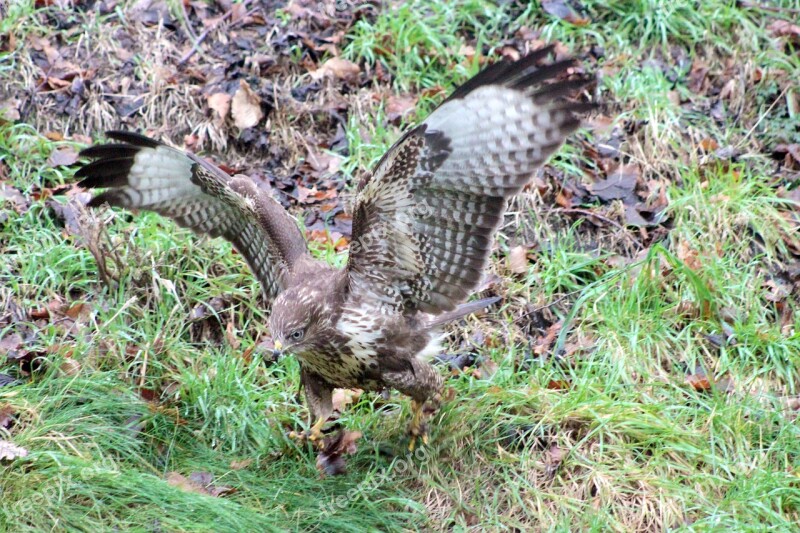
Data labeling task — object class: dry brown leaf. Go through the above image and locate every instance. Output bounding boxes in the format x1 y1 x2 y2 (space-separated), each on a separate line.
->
544 443 566 478
65 302 91 321
166 472 207 494
0 98 21 121
677 240 703 272
331 388 362 413
769 19 800 39
0 333 23 355
686 370 712 392
229 458 253 470
699 138 719 152
508 245 529 275
0 404 15 429
385 94 417 123
533 321 563 356
59 358 81 377
207 92 231 125
231 80 263 130
311 57 360 82
225 321 240 350
48 147 79 167
546 379 571 390
0 439 28 461
541 0 590 26
0 183 29 214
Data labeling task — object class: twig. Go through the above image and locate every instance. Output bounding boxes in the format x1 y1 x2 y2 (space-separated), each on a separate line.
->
177 0 254 66
554 207 645 249
179 0 199 42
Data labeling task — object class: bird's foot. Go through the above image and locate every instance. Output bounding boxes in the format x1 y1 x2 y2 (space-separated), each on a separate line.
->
289 417 327 449
407 396 440 452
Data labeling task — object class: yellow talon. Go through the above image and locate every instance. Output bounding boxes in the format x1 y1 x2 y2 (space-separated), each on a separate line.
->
290 417 327 449
407 399 428 451
308 416 326 442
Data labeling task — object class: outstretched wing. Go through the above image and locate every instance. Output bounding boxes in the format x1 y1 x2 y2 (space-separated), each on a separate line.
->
77 131 308 300
346 46 594 314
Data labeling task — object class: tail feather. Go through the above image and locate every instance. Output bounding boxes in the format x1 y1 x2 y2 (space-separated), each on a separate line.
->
426 296 500 328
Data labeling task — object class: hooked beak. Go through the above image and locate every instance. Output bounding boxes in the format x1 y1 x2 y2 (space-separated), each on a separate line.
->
272 339 283 359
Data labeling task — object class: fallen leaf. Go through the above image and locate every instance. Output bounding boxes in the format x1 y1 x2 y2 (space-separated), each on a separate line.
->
0 374 19 388
229 458 253 470
166 472 207 494
231 80 263 130
774 143 800 169
316 429 362 477
59 358 81 377
0 404 15 429
0 440 28 461
546 379 571 390
769 19 800 40
508 245 529 275
541 0 590 26
544 443 566 478
686 367 712 392
475 357 498 379
0 183 29 214
591 164 639 203
385 94 417 124
331 388 362 413
698 138 719 152
677 240 703 272
763 279 790 303
65 302 91 321
207 92 231 125
166 471 234 497
225 321 240 350
0 98 21 121
311 57 360 82
533 321 563 356
48 147 79 167
0 333 22 355
499 45 521 61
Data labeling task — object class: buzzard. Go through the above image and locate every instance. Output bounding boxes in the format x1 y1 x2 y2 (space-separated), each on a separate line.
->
76 46 594 448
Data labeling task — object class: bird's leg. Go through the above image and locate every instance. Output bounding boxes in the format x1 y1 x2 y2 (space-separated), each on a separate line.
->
307 415 327 443
290 368 333 449
407 399 427 451
384 359 444 451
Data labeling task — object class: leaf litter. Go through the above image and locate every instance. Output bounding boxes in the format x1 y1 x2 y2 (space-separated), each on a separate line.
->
1 0 799 488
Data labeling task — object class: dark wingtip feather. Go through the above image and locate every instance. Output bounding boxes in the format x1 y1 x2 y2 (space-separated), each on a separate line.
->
444 45 557 103
554 101 600 116
86 191 118 208
531 76 594 103
105 130 161 148
509 58 577 92
79 143 141 160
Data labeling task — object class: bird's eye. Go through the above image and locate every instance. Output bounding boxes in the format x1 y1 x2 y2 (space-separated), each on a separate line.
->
290 329 304 341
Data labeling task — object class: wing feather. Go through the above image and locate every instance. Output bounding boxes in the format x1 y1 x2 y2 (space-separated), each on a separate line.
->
77 131 308 300
347 48 594 314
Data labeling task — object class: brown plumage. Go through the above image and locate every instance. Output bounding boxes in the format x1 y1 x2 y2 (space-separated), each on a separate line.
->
76 47 594 446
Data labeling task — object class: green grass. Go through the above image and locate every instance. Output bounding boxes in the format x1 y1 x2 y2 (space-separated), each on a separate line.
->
2 0 800 530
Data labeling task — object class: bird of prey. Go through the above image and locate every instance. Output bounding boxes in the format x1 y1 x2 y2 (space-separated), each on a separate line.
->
76 46 594 448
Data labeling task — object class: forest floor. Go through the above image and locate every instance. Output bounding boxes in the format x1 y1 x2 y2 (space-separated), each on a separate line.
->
1 0 800 530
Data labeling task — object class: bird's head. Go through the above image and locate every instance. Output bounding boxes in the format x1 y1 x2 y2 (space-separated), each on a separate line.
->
268 284 329 358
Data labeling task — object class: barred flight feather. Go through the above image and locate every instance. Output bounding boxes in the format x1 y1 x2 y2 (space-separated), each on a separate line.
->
77 131 307 300
347 48 594 314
